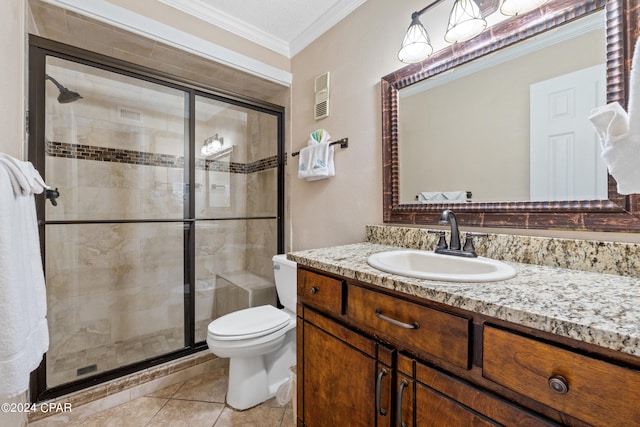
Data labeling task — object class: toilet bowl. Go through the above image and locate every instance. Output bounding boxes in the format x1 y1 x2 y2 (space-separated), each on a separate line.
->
206 254 297 410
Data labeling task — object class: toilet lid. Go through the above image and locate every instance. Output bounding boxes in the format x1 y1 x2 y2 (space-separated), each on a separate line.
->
208 305 291 341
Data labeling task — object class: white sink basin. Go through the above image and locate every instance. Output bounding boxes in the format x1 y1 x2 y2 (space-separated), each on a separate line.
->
367 250 516 282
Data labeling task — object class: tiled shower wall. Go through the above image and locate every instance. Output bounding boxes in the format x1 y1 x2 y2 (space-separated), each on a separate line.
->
44 76 278 386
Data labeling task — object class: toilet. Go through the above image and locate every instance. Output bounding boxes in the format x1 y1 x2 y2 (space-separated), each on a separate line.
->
206 254 297 410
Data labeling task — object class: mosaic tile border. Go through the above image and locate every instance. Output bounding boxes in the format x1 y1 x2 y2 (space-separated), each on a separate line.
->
46 141 278 174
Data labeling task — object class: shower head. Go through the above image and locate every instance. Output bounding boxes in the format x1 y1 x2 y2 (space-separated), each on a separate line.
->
45 74 83 104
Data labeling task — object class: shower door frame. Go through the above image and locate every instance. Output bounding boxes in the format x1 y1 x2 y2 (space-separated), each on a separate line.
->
28 35 285 403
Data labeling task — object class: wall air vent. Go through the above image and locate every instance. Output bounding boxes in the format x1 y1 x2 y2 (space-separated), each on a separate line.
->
117 106 143 123
314 72 330 120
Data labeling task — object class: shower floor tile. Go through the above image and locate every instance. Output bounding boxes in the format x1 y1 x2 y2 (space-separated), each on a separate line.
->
47 326 184 387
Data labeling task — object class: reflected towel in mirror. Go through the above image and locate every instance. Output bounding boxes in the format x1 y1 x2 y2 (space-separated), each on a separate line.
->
418 191 467 203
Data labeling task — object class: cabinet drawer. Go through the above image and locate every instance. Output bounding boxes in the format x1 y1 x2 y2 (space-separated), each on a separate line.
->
297 268 343 316
347 285 470 369
483 326 640 427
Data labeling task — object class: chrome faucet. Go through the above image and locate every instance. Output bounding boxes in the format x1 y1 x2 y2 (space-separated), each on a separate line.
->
432 209 487 258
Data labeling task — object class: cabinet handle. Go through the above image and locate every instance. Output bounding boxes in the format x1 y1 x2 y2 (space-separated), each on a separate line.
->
309 286 318 295
548 375 569 394
376 368 387 416
397 379 408 427
375 309 419 329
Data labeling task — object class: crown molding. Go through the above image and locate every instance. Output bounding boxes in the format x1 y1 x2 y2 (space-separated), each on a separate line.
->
159 0 290 56
290 0 367 56
159 0 367 58
40 0 292 86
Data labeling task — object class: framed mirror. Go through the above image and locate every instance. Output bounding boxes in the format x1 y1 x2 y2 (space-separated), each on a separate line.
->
382 0 640 231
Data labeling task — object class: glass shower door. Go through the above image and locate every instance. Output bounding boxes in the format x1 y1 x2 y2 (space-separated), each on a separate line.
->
43 57 189 388
193 95 280 342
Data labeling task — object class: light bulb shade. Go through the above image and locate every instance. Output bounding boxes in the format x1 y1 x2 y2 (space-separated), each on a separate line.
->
445 0 487 43
398 15 433 64
500 0 550 16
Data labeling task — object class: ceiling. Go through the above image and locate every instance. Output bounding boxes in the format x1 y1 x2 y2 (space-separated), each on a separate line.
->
157 0 367 58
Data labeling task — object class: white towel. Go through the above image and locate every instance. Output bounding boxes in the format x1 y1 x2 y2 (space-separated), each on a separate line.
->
589 36 640 194
0 154 49 398
0 153 50 196
297 141 335 181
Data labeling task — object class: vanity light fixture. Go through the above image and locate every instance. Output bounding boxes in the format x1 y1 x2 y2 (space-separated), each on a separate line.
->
398 0 547 64
201 133 225 157
398 12 433 64
500 0 550 16
444 0 487 43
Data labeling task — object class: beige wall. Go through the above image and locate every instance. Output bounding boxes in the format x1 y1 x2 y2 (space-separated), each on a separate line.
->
1 0 29 422
289 0 410 250
1 0 25 159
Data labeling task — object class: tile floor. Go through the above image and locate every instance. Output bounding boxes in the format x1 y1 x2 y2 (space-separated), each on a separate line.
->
30 363 295 427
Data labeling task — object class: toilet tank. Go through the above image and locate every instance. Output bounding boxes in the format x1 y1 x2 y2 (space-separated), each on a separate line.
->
272 254 297 311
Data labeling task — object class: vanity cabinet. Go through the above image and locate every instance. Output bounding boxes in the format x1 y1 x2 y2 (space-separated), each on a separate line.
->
297 265 640 426
297 267 551 426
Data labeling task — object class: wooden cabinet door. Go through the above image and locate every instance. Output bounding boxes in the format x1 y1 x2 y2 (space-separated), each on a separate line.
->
399 353 554 427
398 364 496 427
413 381 498 427
301 319 377 427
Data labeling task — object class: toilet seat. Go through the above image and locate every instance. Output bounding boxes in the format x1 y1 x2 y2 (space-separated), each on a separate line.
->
208 305 291 341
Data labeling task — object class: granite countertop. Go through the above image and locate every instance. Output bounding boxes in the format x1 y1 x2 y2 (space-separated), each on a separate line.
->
288 242 640 358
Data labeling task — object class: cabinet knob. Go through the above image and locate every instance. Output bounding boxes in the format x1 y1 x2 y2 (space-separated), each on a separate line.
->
309 286 318 295
548 375 569 394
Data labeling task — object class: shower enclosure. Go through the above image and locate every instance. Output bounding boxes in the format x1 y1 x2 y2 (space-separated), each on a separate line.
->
28 37 284 401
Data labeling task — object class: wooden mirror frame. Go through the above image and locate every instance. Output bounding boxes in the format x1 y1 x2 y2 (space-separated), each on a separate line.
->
382 0 640 231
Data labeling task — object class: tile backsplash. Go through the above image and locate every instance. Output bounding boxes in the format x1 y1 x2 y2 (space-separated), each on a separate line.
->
367 225 640 278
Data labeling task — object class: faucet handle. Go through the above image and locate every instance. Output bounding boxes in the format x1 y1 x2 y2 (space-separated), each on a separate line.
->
463 232 488 255
428 230 448 250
